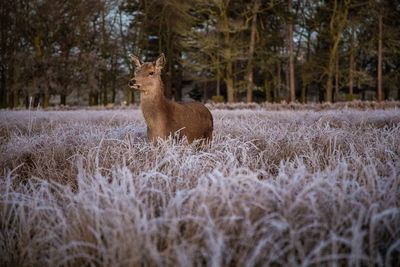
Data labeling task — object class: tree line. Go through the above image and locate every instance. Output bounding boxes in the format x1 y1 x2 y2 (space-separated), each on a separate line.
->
1 0 399 108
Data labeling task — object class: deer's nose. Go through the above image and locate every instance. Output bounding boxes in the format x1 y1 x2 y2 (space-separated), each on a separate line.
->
128 79 136 87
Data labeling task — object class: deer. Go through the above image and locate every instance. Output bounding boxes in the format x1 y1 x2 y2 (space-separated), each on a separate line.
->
128 53 213 144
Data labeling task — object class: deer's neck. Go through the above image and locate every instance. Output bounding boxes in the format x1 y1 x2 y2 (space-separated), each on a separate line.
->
140 83 169 127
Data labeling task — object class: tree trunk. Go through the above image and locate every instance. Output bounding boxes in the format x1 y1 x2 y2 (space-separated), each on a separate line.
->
300 49 306 103
335 51 339 102
326 37 340 103
174 58 183 101
264 60 271 102
112 89 116 103
216 75 220 97
216 56 221 97
225 75 234 103
89 92 99 106
300 83 306 103
220 2 235 103
287 0 295 103
326 0 349 103
8 93 13 108
224 44 234 103
398 86 400 100
275 61 281 102
233 60 239 101
285 61 290 102
0 2 8 108
43 92 49 108
326 68 334 102
246 0 260 103
102 91 108 105
110 54 117 105
94 92 99 106
377 12 383 102
203 81 207 103
348 26 354 100
125 89 133 105
0 65 6 108
164 25 173 99
264 78 272 103
10 91 18 108
25 96 29 109
301 32 311 104
60 94 66 106
165 54 173 99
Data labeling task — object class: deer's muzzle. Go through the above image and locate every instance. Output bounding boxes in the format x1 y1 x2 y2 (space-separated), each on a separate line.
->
128 79 142 90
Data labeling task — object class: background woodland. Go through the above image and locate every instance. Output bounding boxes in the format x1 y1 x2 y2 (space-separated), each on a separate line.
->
1 0 400 108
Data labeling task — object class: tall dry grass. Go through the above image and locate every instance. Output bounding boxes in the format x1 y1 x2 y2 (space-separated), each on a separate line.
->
1 108 399 266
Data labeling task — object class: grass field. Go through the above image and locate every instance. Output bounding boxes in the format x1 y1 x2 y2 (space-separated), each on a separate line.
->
1 106 400 266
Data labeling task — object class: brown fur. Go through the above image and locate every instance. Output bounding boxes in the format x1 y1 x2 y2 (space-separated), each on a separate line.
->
129 54 213 144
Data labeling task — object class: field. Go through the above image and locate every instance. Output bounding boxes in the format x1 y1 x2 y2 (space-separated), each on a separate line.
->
1 105 400 266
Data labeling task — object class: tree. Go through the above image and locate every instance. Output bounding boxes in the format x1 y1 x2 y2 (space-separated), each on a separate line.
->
245 0 260 103
377 7 383 102
325 0 350 103
287 0 295 102
180 0 248 103
218 0 236 103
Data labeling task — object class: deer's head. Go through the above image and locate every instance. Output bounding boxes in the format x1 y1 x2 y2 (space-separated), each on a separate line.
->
128 53 165 94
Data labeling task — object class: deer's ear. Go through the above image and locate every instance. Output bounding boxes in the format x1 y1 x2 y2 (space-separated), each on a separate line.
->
155 53 166 70
130 54 142 68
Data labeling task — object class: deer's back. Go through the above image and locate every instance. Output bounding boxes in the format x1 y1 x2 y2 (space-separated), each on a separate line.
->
167 100 213 142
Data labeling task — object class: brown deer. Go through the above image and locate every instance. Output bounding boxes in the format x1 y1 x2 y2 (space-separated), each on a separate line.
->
128 53 213 144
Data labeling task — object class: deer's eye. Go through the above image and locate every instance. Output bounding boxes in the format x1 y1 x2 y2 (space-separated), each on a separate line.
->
149 71 154 76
